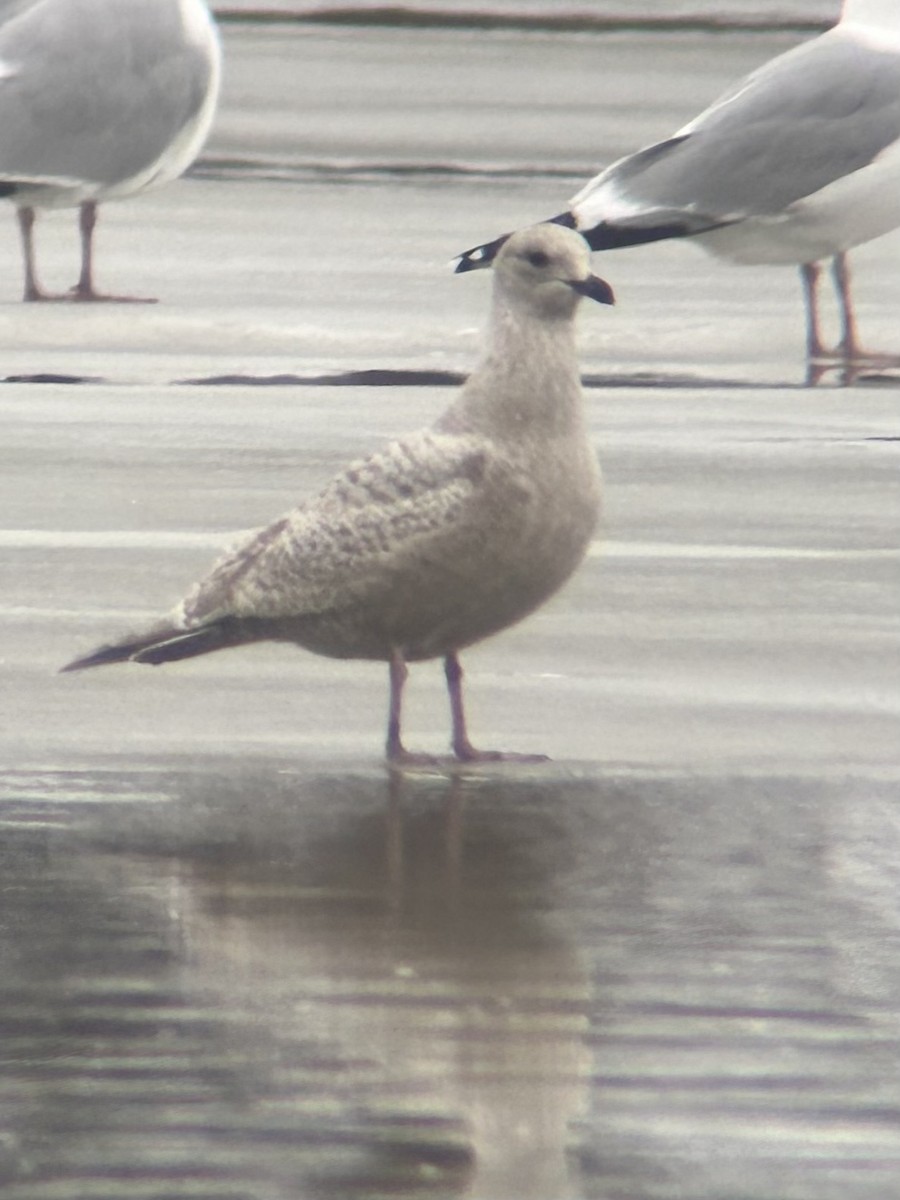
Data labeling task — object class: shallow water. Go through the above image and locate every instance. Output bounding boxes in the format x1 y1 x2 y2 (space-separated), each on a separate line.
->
3 766 900 1198
2 14 900 1200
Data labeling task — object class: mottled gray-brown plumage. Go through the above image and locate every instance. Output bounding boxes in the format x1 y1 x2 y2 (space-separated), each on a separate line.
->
62 223 613 762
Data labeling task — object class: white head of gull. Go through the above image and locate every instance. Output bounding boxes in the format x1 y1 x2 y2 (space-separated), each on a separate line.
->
0 0 220 302
456 0 900 370
62 224 614 765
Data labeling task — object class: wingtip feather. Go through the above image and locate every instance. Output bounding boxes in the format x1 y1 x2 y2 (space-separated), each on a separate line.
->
59 642 143 674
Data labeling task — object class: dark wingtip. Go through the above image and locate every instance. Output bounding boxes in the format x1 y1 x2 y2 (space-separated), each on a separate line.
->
453 233 510 274
59 642 138 673
455 213 579 274
131 624 228 665
60 623 230 675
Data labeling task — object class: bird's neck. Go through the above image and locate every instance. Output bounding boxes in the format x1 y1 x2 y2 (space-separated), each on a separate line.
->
454 304 586 440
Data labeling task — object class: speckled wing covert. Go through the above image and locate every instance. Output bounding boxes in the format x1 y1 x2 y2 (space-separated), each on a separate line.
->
176 428 490 629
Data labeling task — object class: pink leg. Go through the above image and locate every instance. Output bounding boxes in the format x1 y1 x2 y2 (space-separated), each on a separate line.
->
73 201 99 299
70 201 156 304
832 252 864 361
386 649 408 761
16 202 156 304
830 251 900 370
445 652 548 763
800 261 828 361
385 649 439 766
804 253 900 377
17 207 52 301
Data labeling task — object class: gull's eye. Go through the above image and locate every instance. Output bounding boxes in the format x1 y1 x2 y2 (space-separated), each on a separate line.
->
526 250 550 269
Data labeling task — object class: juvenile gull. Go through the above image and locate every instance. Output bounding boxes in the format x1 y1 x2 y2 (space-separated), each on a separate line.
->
0 0 220 302
61 224 614 764
456 0 900 367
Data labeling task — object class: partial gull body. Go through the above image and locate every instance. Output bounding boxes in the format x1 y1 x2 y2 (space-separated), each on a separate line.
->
456 0 900 369
62 224 614 764
0 0 220 302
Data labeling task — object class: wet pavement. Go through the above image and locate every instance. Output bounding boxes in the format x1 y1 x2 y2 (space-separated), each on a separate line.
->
2 14 900 1200
3 765 899 1199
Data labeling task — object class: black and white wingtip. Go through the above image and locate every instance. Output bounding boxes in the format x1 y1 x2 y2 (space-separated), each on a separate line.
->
454 213 580 274
453 233 510 273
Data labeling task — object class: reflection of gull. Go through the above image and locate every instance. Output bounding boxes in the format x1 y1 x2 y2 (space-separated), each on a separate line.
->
457 1 900 367
161 773 591 1200
0 0 220 301
62 225 613 764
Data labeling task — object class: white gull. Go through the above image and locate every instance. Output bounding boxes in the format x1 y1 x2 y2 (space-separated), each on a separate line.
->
61 224 614 765
0 0 220 302
456 0 900 368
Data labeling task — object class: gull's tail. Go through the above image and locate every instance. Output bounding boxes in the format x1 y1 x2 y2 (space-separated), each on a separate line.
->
60 621 235 673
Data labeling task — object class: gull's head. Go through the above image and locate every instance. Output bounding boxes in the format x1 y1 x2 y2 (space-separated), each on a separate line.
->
493 224 614 319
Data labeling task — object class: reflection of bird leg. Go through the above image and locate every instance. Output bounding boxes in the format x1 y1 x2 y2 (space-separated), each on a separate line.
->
443 775 466 898
383 771 466 913
385 771 405 905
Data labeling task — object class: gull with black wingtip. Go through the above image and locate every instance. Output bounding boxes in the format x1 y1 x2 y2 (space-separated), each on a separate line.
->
456 0 900 370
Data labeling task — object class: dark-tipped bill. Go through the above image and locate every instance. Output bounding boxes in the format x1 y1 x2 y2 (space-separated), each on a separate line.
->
569 275 615 305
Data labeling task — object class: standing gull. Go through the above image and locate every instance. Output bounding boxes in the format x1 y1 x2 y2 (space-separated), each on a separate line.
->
456 0 900 367
0 0 220 302
62 224 614 764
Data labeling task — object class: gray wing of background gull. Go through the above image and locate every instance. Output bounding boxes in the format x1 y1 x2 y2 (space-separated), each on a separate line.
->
456 9 900 370
0 0 215 191
573 31 900 233
0 0 220 300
